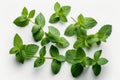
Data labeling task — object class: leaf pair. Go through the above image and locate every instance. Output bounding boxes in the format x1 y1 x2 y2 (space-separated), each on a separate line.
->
92 50 108 76
41 26 69 48
50 45 65 74
32 13 45 42
10 34 39 63
14 7 35 27
49 2 71 23
34 46 46 67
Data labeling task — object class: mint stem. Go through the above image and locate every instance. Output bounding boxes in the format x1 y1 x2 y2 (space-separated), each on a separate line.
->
71 17 77 22
33 56 55 59
29 19 36 25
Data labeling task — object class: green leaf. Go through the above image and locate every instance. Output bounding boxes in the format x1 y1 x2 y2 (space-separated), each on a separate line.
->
59 14 67 22
9 47 19 54
33 29 44 42
73 37 86 49
51 60 61 74
56 55 65 62
65 49 77 64
48 26 60 38
64 24 76 36
35 13 45 28
84 57 93 66
16 50 26 64
28 10 35 18
14 34 23 49
94 50 102 60
49 13 59 23
54 2 61 12
13 16 29 27
56 37 69 48
86 35 99 45
71 63 84 77
75 25 87 38
97 25 112 41
61 6 71 16
77 14 85 25
97 58 108 65
84 17 97 29
39 46 46 57
50 45 59 57
92 64 101 76
76 47 86 60
41 37 50 46
22 7 28 17
25 44 39 59
34 57 45 68
32 25 40 34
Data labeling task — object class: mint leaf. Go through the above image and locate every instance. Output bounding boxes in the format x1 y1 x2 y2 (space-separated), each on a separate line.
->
39 46 46 57
92 63 101 76
49 13 59 23
33 29 44 42
73 37 86 48
76 47 86 60
65 49 77 64
13 16 29 27
71 63 84 77
51 60 61 74
41 37 50 46
14 34 23 49
9 47 19 54
61 6 71 16
56 37 69 48
84 57 93 66
35 13 45 28
97 25 112 41
64 24 76 36
22 7 28 17
94 50 102 60
48 26 60 38
28 10 35 18
50 45 59 57
25 44 39 59
32 25 40 34
34 57 45 68
54 2 61 12
84 17 97 29
97 58 108 65
77 14 85 25
59 12 67 22
56 55 65 62
16 50 26 64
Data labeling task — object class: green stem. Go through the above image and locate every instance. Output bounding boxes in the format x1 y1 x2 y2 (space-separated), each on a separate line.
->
71 17 77 22
29 19 36 25
33 56 55 59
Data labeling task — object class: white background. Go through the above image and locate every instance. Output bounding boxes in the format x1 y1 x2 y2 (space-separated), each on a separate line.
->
0 0 119 80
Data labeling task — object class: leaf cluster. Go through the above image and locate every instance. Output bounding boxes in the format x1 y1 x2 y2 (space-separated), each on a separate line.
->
65 14 112 48
65 48 108 77
49 2 71 23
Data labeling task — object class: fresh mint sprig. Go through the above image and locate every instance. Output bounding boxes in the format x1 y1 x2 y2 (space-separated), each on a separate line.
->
64 14 112 48
13 7 46 42
65 48 108 77
41 26 69 48
10 34 39 63
49 2 71 23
